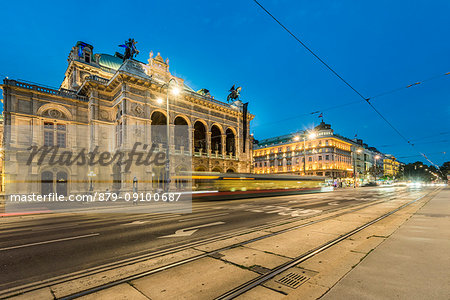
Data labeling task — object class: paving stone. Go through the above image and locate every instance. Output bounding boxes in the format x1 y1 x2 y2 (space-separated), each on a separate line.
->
78 283 148 300
245 227 339 259
130 257 258 299
51 248 203 298
284 282 329 300
8 288 54 300
237 286 286 300
295 242 366 288
219 246 290 269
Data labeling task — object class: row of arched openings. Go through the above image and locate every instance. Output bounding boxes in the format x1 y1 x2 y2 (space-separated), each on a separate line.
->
151 112 236 155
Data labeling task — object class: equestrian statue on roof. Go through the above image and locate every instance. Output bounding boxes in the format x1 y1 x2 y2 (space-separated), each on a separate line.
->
227 84 242 102
119 38 139 61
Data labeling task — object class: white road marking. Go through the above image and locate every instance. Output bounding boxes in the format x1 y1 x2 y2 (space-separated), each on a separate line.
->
123 220 149 225
178 213 229 222
0 233 100 251
158 221 225 238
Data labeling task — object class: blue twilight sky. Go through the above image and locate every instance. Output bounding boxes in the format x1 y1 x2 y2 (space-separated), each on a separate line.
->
1 0 449 165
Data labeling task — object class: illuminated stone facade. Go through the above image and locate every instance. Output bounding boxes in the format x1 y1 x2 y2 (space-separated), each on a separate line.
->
1 41 253 195
253 121 400 181
253 122 354 178
383 154 401 177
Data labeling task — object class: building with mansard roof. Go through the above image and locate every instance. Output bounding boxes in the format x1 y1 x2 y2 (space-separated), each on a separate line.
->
253 121 396 184
1 41 253 195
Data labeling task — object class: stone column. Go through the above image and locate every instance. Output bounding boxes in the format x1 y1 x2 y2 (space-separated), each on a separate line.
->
206 132 212 157
169 124 175 153
221 134 226 156
191 128 195 155
189 127 194 155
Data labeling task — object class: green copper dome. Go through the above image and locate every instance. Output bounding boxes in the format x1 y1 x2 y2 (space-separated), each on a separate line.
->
98 54 123 71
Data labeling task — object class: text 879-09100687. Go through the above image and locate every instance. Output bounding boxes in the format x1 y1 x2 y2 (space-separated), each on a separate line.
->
94 192 182 202
7 192 183 203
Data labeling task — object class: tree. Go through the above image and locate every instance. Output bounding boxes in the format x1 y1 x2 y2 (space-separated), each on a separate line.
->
403 162 435 182
440 161 450 180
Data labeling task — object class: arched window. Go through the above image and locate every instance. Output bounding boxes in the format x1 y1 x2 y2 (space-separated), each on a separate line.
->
211 167 223 173
151 111 167 146
226 128 236 156
174 116 189 151
194 121 207 153
210 125 222 154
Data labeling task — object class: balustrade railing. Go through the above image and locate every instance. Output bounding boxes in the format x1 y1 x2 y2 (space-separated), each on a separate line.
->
86 75 109 84
4 79 88 102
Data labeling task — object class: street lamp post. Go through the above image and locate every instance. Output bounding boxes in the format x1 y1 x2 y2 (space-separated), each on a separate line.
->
87 170 96 193
158 78 180 192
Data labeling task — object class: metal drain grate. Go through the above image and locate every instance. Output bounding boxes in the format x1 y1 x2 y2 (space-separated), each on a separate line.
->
275 272 310 289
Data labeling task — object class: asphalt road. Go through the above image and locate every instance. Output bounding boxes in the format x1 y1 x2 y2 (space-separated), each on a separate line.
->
0 186 427 292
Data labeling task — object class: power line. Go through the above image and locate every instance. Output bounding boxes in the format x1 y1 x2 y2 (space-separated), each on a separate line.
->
254 70 450 128
253 0 445 175
370 71 450 99
378 132 450 147
410 131 450 142
379 139 450 148
397 151 447 159
253 0 367 100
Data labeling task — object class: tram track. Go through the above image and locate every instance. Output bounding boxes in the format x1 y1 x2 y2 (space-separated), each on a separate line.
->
0 188 427 299
215 188 442 299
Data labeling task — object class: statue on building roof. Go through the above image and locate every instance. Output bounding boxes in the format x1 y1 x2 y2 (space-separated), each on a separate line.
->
227 84 242 102
118 38 139 61
197 88 211 97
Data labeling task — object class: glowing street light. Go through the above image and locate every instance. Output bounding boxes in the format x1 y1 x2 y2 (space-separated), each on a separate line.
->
159 78 181 192
171 86 180 95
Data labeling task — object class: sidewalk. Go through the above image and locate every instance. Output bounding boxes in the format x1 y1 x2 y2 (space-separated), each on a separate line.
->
322 188 450 300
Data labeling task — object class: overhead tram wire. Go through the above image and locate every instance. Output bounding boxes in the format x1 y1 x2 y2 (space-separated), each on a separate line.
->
397 151 447 159
254 71 450 128
252 0 445 175
253 0 367 100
